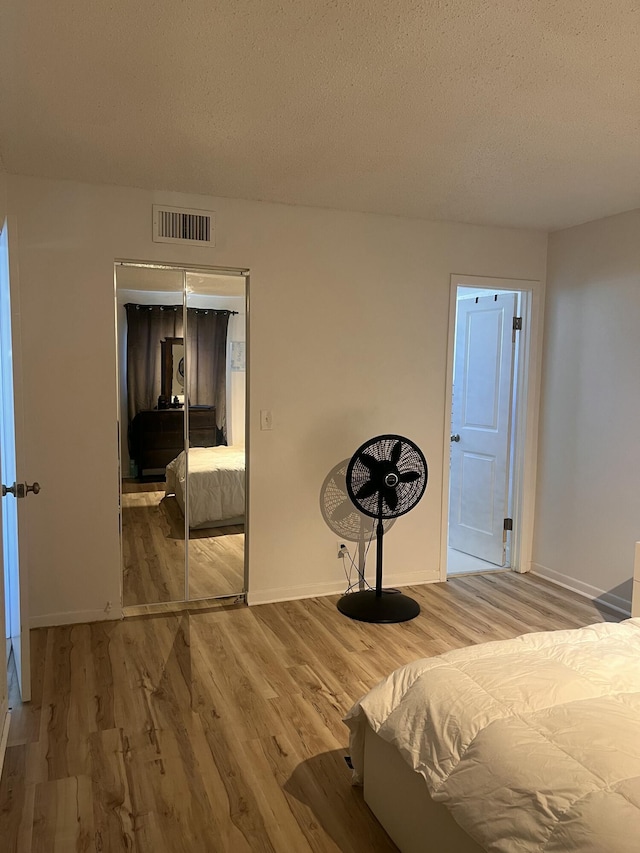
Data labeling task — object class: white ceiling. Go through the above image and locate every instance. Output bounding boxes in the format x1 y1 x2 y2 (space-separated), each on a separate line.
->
1 0 638 231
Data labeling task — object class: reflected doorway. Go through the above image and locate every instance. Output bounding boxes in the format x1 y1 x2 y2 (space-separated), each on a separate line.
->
115 262 248 608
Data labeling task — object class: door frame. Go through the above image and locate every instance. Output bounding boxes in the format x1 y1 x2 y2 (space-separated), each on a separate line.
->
113 259 251 610
439 274 545 581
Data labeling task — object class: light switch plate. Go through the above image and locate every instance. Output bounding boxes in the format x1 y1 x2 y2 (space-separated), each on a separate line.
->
260 409 272 430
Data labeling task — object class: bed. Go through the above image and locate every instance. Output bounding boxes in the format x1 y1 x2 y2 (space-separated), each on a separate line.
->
345 618 640 852
165 445 245 528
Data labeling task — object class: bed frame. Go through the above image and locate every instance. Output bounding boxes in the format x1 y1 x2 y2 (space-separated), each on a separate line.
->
363 723 484 853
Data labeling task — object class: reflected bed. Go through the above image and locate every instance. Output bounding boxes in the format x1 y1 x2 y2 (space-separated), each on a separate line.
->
165 445 245 529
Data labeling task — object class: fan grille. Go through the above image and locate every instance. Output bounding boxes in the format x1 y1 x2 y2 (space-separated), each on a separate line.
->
346 434 428 519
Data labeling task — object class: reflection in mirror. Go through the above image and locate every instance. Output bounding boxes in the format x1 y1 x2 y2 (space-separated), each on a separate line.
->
185 271 246 600
160 337 185 408
116 263 247 608
116 265 187 606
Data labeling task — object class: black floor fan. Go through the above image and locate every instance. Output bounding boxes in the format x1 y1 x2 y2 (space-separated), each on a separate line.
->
337 434 428 624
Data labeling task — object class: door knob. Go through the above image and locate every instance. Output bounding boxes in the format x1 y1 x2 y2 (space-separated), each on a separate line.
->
1 481 40 498
450 434 461 443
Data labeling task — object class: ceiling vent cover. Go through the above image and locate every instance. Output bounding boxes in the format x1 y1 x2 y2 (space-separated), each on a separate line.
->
152 205 215 246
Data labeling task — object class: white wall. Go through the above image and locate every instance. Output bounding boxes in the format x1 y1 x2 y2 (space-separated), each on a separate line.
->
227 312 245 447
7 174 547 623
532 209 640 614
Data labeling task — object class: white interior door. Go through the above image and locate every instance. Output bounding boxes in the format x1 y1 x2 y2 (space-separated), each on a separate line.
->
0 414 7 730
448 292 517 565
0 218 31 701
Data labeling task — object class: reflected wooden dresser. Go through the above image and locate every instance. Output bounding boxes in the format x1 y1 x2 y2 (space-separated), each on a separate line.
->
130 407 216 474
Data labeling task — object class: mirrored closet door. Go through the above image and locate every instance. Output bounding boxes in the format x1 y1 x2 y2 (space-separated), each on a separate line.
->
185 271 246 600
116 262 247 608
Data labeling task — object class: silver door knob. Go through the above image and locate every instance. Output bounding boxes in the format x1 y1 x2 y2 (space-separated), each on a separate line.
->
26 482 41 495
450 434 461 442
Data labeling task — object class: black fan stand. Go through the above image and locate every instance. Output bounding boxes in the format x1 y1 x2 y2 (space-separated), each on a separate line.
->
337 435 426 624
337 493 420 623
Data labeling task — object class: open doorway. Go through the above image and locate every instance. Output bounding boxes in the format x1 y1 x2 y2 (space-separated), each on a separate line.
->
442 275 542 579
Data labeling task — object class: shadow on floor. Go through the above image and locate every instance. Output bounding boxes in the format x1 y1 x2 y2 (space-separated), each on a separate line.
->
284 749 397 852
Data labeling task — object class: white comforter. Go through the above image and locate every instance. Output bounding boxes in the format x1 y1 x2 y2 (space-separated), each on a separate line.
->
165 446 245 528
345 618 640 853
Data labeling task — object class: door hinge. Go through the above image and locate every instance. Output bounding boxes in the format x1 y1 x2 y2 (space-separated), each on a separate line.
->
503 517 513 545
512 316 522 343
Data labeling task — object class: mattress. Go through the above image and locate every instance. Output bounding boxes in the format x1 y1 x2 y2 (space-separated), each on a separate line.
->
363 722 483 853
345 618 640 852
165 445 245 528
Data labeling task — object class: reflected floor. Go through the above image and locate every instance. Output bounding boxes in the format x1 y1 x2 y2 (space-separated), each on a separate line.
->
121 480 244 606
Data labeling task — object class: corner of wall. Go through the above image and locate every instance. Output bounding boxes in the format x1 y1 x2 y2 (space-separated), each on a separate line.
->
0 172 7 221
531 563 631 618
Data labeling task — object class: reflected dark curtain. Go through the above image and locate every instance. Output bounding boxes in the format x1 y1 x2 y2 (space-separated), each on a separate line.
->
186 309 230 444
125 303 183 422
125 303 231 444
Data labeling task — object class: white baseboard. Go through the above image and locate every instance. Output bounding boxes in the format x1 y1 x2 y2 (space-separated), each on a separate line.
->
531 562 631 617
380 570 440 588
248 580 347 606
247 570 437 606
30 606 123 629
0 707 10 780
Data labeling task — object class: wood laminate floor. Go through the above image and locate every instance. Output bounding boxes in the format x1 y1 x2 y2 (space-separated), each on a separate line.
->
121 480 244 606
0 573 621 852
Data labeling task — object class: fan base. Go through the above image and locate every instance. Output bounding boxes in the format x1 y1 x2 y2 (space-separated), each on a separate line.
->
336 589 420 624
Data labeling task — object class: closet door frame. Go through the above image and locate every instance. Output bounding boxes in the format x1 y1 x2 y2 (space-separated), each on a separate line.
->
114 259 250 611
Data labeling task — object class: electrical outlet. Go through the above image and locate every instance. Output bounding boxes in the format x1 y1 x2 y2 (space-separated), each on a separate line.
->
337 542 347 558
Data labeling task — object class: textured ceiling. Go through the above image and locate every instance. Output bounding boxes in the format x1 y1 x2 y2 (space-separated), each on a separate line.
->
1 0 639 230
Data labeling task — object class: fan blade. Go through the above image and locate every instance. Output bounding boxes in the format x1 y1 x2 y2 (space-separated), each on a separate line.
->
356 480 379 501
389 441 402 465
383 487 398 512
399 470 420 483
359 452 380 473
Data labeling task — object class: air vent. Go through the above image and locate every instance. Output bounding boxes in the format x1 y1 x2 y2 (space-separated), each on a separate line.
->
152 205 215 246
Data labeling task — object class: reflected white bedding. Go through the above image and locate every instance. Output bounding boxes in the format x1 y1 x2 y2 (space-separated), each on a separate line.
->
345 618 640 853
165 445 245 528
